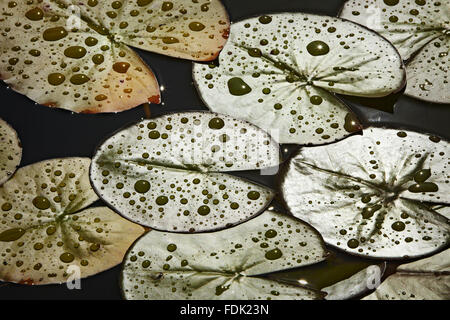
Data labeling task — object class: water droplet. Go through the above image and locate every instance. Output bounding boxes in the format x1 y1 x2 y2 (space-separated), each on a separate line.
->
0 228 25 242
134 180 150 193
307 40 330 56
189 22 205 31
60 252 75 263
33 196 51 210
265 248 282 260
228 77 252 96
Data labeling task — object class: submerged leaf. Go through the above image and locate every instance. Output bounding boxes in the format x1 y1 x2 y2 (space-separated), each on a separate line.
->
121 210 328 300
91 112 280 233
0 0 229 113
323 264 386 300
340 0 449 103
281 127 450 259
193 13 405 144
0 118 21 185
0 158 144 285
363 248 450 300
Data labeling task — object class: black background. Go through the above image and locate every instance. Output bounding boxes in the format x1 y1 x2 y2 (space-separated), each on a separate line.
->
0 0 448 300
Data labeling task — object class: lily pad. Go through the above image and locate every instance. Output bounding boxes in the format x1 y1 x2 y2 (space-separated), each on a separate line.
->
0 157 144 285
0 0 229 113
90 111 280 233
0 118 21 185
121 210 328 300
340 0 449 103
193 13 406 144
281 127 450 259
363 248 450 300
323 263 386 300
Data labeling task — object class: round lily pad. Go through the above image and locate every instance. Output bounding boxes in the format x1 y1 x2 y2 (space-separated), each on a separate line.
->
281 127 450 259
90 111 280 233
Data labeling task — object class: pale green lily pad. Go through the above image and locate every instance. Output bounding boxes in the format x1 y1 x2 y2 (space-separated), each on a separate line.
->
363 248 450 300
0 118 21 185
193 13 406 144
90 112 280 233
340 0 449 103
0 158 144 285
281 127 450 259
121 210 328 300
0 0 229 113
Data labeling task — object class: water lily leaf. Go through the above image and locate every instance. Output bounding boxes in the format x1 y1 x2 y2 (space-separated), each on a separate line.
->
193 13 405 144
91 112 280 233
0 158 144 285
281 127 450 259
340 0 449 103
121 210 328 300
70 0 230 61
323 263 386 300
363 248 450 300
0 0 230 113
0 118 21 185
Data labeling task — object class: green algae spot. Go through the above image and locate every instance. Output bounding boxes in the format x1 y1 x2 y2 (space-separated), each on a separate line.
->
156 196 168 205
391 221 405 232
247 191 260 200
33 196 51 210
0 228 25 242
347 239 359 249
197 205 210 216
259 15 272 24
208 118 225 130
60 252 75 263
228 77 252 96
189 22 206 31
344 113 361 133
310 95 323 105
64 46 87 59
134 180 151 193
43 27 68 41
167 244 177 252
307 40 330 56
265 248 282 260
25 7 44 21
48 73 65 86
